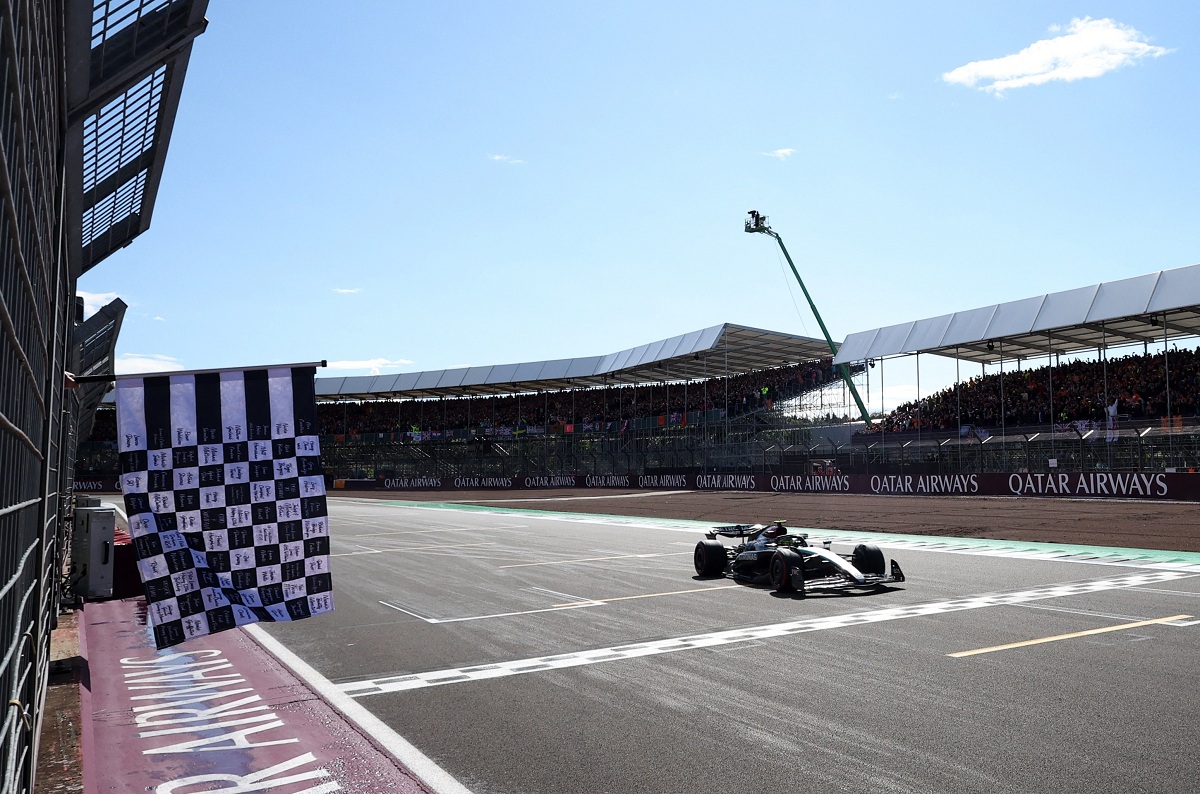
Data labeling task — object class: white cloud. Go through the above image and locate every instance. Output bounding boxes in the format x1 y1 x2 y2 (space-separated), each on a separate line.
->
152 316 166 322
325 357 415 376
761 148 795 160
489 154 525 164
115 353 184 375
77 290 120 319
943 17 1169 95
332 287 361 294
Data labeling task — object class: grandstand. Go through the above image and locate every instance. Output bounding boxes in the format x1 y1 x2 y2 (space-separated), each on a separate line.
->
302 264 1200 483
318 322 835 397
835 263 1200 475
307 266 1200 481
77 265 1200 488
262 323 863 484
78 323 867 482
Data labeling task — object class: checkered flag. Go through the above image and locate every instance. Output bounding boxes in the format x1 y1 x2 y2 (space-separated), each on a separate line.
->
115 364 334 649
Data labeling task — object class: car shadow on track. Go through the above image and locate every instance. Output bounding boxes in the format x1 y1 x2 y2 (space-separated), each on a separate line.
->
767 586 905 600
692 575 904 599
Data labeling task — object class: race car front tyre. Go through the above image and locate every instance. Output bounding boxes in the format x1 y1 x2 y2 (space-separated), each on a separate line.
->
694 539 728 577
770 548 803 593
851 543 886 576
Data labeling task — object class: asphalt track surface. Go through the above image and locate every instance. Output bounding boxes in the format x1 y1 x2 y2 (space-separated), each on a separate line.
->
260 496 1200 794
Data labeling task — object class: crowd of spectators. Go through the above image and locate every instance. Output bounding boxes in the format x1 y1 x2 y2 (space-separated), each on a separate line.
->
86 407 117 442
78 358 847 443
79 348 1200 443
313 359 841 437
860 347 1200 435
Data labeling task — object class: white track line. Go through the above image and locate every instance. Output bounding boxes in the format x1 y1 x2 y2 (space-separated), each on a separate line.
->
498 551 690 569
341 570 1195 697
524 586 597 603
243 624 473 794
379 601 438 622
331 541 495 558
391 602 600 624
1130 587 1200 598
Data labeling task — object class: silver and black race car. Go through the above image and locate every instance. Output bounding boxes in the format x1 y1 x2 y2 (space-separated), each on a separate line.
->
693 520 905 595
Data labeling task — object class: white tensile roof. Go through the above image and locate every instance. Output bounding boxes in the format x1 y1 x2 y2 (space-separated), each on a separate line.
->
317 323 835 400
833 263 1200 365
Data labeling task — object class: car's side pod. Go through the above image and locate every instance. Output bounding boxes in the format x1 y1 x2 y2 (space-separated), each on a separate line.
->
891 560 905 582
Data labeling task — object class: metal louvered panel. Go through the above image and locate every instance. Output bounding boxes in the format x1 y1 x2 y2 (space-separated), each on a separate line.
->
67 0 208 275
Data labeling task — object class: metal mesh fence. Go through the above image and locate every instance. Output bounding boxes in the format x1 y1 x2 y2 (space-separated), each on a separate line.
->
0 3 71 791
305 417 1200 484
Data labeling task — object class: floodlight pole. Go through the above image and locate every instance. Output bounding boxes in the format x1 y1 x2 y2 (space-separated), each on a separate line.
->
744 211 872 426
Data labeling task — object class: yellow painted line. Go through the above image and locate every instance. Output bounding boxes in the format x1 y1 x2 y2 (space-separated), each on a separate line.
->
948 614 1192 658
499 551 691 569
552 585 739 606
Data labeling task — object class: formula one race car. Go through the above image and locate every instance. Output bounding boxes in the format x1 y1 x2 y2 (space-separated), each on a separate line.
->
693 520 905 595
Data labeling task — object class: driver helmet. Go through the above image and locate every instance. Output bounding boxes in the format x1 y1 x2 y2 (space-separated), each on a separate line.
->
764 522 786 539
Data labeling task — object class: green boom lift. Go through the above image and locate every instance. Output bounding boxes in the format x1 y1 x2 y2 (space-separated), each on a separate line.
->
744 211 872 426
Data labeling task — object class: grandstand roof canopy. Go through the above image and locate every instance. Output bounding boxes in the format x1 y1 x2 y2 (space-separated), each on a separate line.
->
73 298 127 440
833 263 1200 366
317 323 834 400
67 0 209 276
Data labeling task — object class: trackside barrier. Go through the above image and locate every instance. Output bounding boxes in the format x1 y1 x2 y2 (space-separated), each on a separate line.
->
349 471 1200 500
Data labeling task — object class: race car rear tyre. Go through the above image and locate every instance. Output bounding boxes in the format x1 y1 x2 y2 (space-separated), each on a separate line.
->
694 539 727 577
770 548 802 593
851 543 886 576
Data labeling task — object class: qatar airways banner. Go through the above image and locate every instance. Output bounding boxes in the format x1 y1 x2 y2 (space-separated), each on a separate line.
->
373 473 691 491
764 471 1198 500
691 471 1200 500
371 471 1200 500
74 475 121 492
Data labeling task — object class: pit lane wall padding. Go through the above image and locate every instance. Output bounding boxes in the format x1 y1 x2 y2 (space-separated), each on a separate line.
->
345 471 1200 500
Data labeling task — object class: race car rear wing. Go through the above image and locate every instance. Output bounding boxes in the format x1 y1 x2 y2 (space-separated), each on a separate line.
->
706 523 811 543
706 524 761 540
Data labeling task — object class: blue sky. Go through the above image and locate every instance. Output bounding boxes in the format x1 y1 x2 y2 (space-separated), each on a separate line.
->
78 2 1198 407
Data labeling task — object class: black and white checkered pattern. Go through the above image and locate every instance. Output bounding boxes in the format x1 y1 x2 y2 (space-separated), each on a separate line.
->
116 365 334 649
